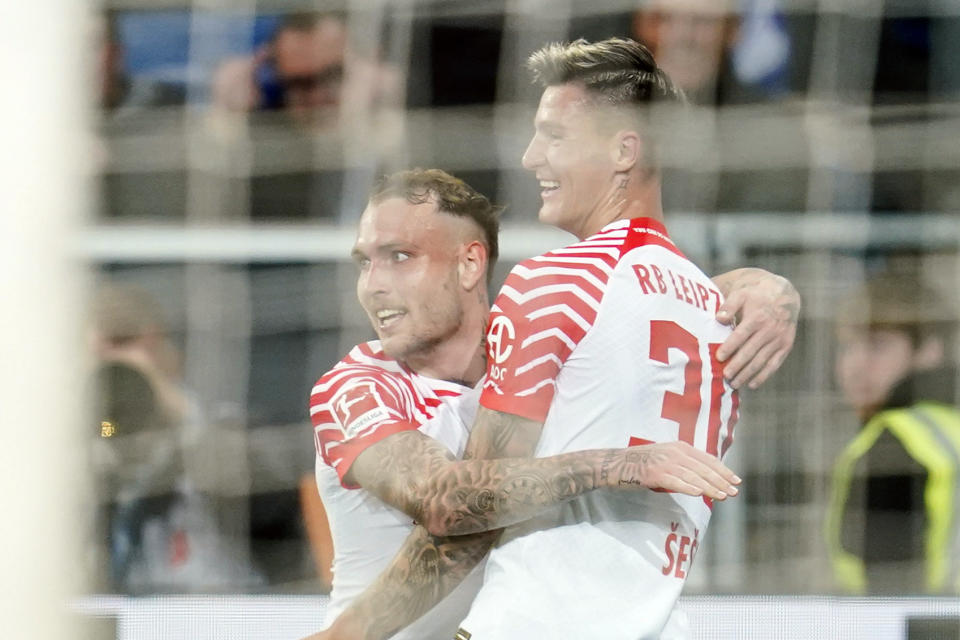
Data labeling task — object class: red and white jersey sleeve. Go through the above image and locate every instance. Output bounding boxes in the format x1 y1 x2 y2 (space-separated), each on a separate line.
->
309 341 482 637
310 341 461 488
480 228 622 422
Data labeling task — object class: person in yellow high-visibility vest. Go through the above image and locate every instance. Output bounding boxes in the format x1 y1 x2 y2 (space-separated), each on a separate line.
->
825 272 960 594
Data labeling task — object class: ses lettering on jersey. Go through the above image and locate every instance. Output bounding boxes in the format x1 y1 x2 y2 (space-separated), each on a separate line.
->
661 521 700 579
331 381 393 439
486 315 516 382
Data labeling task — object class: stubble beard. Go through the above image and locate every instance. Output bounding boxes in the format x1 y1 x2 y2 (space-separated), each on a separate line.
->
390 285 465 370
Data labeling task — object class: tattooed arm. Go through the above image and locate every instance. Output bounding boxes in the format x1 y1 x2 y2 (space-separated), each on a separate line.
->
314 408 737 640
344 411 737 537
306 526 499 640
711 267 801 389
316 409 547 640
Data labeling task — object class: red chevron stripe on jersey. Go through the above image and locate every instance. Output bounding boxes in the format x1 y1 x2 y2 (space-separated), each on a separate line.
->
481 217 682 422
310 341 466 488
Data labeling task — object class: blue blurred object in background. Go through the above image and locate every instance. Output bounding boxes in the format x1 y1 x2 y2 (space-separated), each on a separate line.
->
117 10 281 101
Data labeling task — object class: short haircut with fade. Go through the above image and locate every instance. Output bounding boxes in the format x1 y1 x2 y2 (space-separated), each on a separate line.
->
526 37 685 108
526 38 686 171
369 169 502 283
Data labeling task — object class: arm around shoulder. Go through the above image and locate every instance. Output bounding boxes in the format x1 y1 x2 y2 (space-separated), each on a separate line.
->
348 408 741 537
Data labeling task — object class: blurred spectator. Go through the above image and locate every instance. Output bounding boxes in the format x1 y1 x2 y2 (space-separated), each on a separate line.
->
89 284 187 591
630 0 804 214
632 0 787 106
96 10 186 115
210 11 402 131
208 11 405 221
89 283 260 592
90 285 188 421
825 273 960 594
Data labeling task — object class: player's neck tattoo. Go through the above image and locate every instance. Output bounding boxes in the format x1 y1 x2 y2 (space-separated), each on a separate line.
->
480 320 488 363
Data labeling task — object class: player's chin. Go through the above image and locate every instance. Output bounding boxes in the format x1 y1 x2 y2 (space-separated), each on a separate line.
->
537 203 561 227
376 333 405 359
381 334 426 363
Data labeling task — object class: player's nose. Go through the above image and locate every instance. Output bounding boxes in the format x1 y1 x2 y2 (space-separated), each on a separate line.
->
359 262 390 298
522 134 544 170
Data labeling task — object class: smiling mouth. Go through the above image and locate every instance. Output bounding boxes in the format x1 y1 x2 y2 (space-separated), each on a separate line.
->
375 309 405 330
539 180 559 197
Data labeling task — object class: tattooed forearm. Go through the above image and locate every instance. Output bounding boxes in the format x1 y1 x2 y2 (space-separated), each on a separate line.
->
598 449 618 489
425 409 590 535
415 446 600 537
353 407 714 539
412 440 698 536
334 526 499 640
353 410 637 537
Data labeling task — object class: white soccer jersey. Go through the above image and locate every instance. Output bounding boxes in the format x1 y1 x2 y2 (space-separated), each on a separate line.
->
309 341 483 639
463 218 740 639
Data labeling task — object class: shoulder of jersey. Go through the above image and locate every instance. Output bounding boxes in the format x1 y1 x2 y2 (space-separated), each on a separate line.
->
310 341 467 411
497 222 630 310
310 341 405 401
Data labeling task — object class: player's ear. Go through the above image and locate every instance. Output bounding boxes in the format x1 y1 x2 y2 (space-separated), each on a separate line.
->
458 240 487 291
612 130 641 172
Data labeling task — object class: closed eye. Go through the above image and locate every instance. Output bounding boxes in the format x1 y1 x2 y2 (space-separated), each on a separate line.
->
537 124 564 141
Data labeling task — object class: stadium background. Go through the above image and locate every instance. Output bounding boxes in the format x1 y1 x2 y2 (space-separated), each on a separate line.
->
2 0 960 638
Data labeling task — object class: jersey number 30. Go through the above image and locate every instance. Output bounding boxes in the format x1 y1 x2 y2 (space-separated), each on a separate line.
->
631 320 736 459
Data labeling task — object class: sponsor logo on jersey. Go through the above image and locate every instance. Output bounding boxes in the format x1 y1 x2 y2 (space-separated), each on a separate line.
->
331 382 392 438
633 226 673 245
488 315 515 364
487 314 515 382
